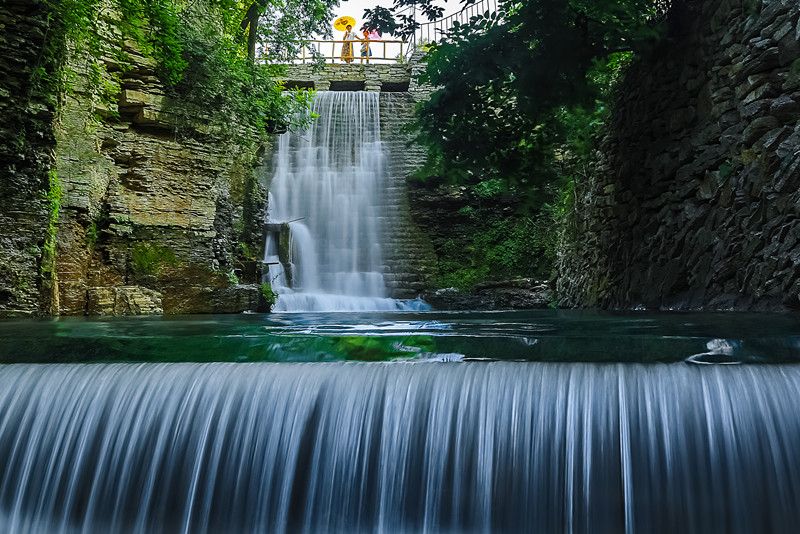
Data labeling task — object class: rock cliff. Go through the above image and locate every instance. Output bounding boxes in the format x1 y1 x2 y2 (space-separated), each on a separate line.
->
0 1 268 316
0 0 58 316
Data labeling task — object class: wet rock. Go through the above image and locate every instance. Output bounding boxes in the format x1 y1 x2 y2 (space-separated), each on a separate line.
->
87 286 163 316
423 279 550 311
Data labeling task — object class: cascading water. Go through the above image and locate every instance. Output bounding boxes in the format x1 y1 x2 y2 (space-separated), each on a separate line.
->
264 91 426 312
2 361 800 533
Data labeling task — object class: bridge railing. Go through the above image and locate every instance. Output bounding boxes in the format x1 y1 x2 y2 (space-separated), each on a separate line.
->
261 39 411 64
414 0 499 45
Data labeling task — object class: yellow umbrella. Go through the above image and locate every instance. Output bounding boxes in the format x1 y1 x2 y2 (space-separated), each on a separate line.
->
334 16 356 31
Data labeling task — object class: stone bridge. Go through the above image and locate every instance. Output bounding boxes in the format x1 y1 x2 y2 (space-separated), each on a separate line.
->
273 62 414 93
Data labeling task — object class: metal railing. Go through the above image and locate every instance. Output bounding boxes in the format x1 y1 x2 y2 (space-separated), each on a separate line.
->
415 0 499 44
261 39 410 64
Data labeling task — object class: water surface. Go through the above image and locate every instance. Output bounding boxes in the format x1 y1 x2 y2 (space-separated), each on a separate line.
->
2 309 800 364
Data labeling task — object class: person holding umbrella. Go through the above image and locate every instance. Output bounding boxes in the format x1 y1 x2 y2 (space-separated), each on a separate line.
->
334 16 359 63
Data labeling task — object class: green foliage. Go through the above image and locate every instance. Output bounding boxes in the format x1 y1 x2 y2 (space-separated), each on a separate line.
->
225 270 240 285
168 25 318 140
244 0 338 60
39 0 328 140
437 207 556 289
129 242 178 275
151 0 328 140
116 0 188 85
33 0 104 100
260 282 278 306
85 220 99 248
40 170 63 276
367 0 668 213
410 1 663 203
471 178 504 200
16 274 30 291
238 242 255 260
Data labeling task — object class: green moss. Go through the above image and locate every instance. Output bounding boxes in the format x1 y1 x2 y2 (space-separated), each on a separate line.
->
718 161 735 179
237 241 255 260
129 242 178 275
15 274 30 291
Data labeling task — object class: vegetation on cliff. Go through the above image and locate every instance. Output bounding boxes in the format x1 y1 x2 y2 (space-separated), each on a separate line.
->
39 0 338 137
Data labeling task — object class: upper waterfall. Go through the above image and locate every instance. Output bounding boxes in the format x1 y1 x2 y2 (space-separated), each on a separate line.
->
264 91 427 312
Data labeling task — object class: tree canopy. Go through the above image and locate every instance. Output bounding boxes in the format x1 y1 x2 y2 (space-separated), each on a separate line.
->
236 0 338 61
364 0 670 204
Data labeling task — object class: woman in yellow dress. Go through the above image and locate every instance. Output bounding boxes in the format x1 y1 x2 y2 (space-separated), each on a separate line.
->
341 24 357 63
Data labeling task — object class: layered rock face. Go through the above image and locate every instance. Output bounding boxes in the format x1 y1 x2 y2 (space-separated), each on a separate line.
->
558 0 800 310
0 4 267 316
0 0 58 316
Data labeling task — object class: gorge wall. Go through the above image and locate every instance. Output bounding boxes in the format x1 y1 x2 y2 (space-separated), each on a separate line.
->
0 1 268 317
0 0 58 315
557 0 800 310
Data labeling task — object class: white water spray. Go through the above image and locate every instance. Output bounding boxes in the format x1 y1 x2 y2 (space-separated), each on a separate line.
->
264 91 427 312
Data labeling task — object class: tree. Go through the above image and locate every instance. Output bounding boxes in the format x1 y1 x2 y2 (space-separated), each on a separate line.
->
364 0 668 204
237 0 338 62
241 0 269 61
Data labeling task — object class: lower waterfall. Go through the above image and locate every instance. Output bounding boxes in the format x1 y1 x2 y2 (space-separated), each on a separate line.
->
264 91 427 312
1 362 799 533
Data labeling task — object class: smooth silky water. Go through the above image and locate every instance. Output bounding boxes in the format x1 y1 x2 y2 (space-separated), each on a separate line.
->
264 91 426 312
2 310 800 533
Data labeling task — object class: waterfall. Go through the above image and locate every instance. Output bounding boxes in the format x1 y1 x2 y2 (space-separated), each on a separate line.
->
264 91 427 312
2 362 800 533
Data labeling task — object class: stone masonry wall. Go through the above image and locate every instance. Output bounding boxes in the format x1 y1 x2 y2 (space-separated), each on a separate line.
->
379 93 438 298
274 62 412 92
557 0 800 310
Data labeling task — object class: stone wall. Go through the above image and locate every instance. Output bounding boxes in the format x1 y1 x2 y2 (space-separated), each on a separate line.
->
379 93 438 298
557 0 800 310
0 4 268 316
